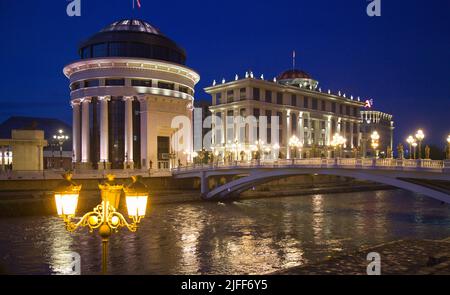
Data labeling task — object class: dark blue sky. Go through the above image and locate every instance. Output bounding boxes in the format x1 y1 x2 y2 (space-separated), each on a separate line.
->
0 0 449 145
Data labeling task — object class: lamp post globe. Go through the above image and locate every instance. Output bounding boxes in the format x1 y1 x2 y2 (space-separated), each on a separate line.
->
406 135 415 160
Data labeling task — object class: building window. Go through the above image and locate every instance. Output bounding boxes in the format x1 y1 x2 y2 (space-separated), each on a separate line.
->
321 100 326 111
346 105 350 116
353 107 358 117
70 82 81 91
304 97 309 108
339 104 343 114
131 79 152 87
312 98 318 110
105 78 125 86
291 113 297 133
85 79 99 88
277 112 283 125
179 86 189 94
291 95 297 106
109 42 128 57
332 102 336 113
240 88 246 100
81 46 91 59
216 93 222 104
253 88 260 101
92 43 108 57
158 81 174 90
253 108 260 118
265 110 272 123
265 90 272 103
227 90 234 103
277 92 283 104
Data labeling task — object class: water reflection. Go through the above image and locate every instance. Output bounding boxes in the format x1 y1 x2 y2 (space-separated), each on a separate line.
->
0 189 449 274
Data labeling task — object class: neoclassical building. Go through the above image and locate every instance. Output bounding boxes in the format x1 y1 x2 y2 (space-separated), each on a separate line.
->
206 69 366 160
64 20 200 170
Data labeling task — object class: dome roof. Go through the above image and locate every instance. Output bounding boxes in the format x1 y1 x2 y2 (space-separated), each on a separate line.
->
78 19 186 65
277 69 312 80
100 19 162 34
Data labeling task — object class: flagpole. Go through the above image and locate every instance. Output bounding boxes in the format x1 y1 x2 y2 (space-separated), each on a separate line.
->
292 50 296 70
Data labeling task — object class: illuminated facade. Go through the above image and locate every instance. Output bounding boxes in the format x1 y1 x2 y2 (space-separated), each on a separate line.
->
206 69 366 160
64 20 200 170
360 110 394 158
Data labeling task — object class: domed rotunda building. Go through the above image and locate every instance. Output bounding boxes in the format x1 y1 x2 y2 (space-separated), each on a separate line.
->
64 19 200 170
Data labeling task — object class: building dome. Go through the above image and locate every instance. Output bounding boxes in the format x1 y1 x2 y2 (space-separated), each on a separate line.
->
277 68 318 90
277 69 312 80
78 19 186 65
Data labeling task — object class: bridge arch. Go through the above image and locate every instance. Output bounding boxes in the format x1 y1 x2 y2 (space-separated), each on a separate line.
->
205 168 450 203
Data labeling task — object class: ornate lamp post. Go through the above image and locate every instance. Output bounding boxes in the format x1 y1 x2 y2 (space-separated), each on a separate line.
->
53 129 69 169
54 174 149 274
406 135 415 160
412 142 418 160
331 133 346 158
288 135 301 159
370 131 380 159
415 129 425 159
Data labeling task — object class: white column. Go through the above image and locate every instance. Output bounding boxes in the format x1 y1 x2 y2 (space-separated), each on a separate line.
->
326 116 332 146
139 96 149 169
71 100 81 163
124 96 134 169
285 110 290 159
298 112 304 144
350 121 354 148
98 96 110 168
81 98 91 164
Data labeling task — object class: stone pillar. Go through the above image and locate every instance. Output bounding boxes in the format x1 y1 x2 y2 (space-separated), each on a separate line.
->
299 112 304 145
81 97 91 168
139 96 149 169
200 171 209 199
326 116 332 146
71 100 81 163
98 96 111 170
350 121 354 148
124 96 134 169
285 110 290 159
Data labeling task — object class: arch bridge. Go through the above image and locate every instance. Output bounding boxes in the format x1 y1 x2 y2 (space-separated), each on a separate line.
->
172 158 450 203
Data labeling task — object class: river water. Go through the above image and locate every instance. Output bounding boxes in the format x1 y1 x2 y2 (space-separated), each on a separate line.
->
0 189 449 275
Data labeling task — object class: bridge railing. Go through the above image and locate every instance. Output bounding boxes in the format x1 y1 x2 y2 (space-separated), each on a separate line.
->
173 157 448 174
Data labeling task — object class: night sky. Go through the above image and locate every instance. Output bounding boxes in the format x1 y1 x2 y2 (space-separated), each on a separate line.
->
0 0 449 146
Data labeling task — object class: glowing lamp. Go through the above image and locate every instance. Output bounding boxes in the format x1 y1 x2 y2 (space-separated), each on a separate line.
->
415 129 425 141
54 173 81 217
124 176 149 222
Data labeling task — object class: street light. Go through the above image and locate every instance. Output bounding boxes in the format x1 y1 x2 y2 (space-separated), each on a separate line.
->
415 129 425 159
370 131 380 158
406 135 415 160
53 129 69 169
412 142 418 160
288 135 303 159
54 174 149 274
330 133 346 158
